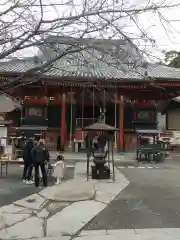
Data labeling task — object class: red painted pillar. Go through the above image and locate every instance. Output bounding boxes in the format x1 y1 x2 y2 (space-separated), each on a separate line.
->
61 93 66 150
44 86 48 141
119 95 124 151
44 103 47 120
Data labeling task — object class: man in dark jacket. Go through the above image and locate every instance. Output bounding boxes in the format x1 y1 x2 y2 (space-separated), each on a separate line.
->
31 139 49 187
22 138 34 184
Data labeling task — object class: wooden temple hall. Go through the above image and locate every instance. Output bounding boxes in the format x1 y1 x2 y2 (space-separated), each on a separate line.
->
0 36 180 151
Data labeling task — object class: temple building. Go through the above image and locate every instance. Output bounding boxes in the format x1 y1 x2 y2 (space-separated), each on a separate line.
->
0 36 180 151
160 97 180 131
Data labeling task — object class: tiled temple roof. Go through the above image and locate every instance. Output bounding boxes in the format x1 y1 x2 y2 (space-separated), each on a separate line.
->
0 94 21 113
0 37 180 81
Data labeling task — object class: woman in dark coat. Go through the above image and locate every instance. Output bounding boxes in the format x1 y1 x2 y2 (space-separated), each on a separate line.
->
31 139 49 187
22 138 34 184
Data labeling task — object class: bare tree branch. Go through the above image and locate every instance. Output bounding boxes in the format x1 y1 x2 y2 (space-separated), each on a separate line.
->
0 0 179 96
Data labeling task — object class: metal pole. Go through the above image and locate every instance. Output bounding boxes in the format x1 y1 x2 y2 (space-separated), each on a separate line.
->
108 140 110 169
68 87 73 148
92 88 95 123
81 88 84 147
114 91 117 149
86 136 90 181
112 139 115 182
103 89 106 123
20 101 23 125
119 95 124 152
100 108 102 122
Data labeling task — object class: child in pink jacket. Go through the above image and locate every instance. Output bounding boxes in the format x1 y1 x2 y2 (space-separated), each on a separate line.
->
52 155 66 184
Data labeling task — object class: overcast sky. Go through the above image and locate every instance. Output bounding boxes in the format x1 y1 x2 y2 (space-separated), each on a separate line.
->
39 0 180 61
1 0 180 62
136 0 180 60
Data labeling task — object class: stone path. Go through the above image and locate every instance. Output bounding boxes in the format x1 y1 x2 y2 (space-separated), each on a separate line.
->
1 159 178 240
76 228 180 239
0 162 129 240
117 165 161 169
0 163 75 208
50 151 134 162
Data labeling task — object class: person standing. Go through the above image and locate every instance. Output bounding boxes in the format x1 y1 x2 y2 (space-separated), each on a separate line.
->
31 136 40 182
22 138 34 184
52 155 66 184
31 139 49 187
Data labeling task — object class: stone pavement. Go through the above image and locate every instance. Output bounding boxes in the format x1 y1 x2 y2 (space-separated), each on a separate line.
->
78 228 180 239
118 165 161 169
81 156 180 239
0 163 75 208
0 162 129 240
1 154 178 240
50 151 135 162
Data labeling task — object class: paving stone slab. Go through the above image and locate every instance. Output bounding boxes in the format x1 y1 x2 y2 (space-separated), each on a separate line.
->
135 228 177 239
95 191 116 204
0 204 25 214
32 238 71 240
74 162 87 179
18 209 34 214
75 229 151 240
94 182 125 195
108 229 178 239
0 217 43 239
77 229 180 240
107 229 140 236
37 209 49 218
47 200 106 236
0 212 30 230
40 179 95 202
79 230 107 236
14 193 46 210
74 235 140 240
114 168 130 183
79 229 140 239
162 228 180 238
46 202 70 214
